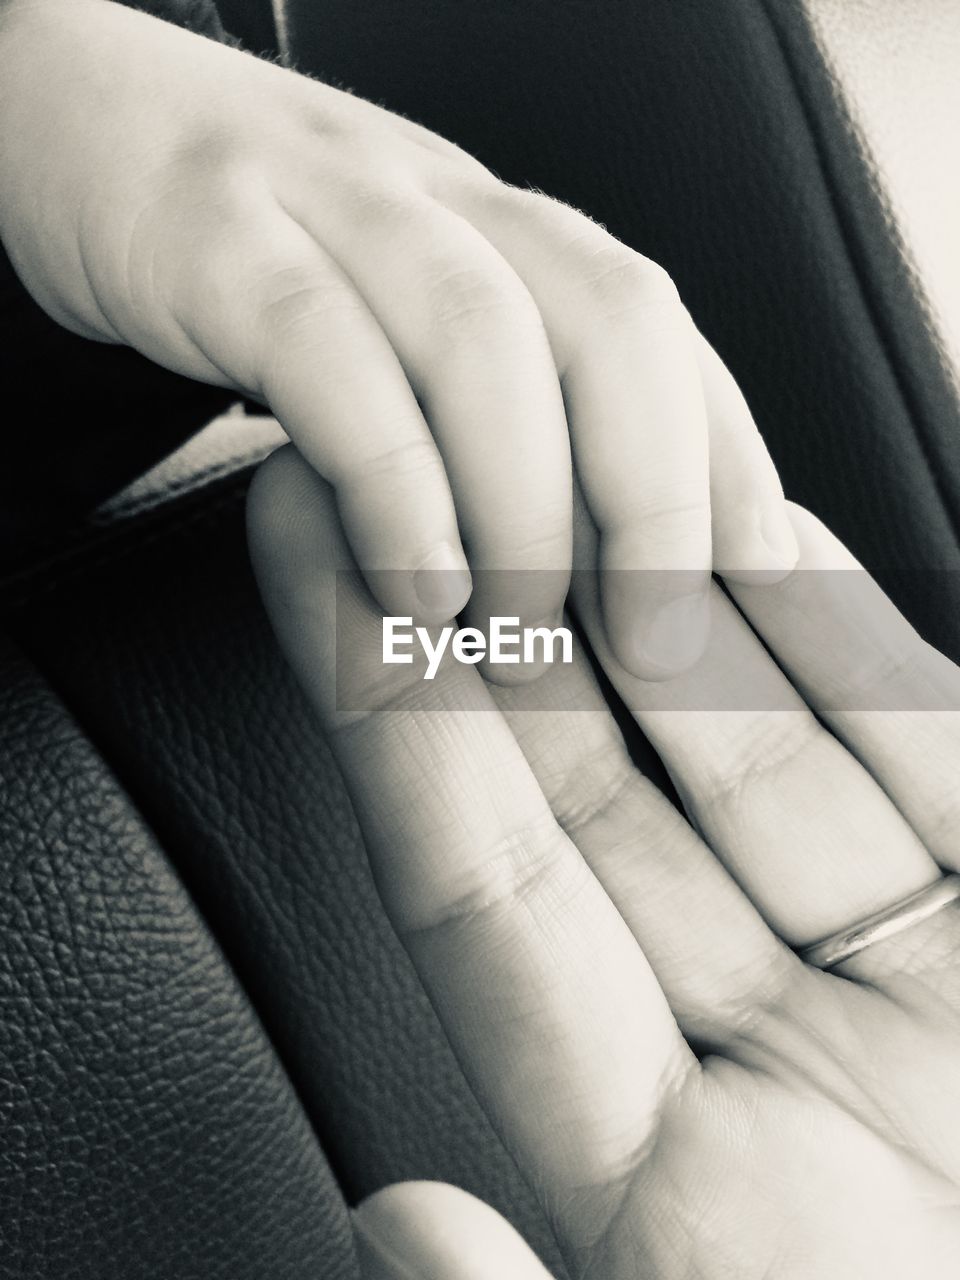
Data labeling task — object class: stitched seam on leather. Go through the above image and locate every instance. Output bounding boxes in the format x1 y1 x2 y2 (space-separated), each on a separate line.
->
756 0 960 559
94 456 265 520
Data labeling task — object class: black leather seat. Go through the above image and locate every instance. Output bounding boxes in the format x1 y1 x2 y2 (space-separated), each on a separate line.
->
1 417 563 1278
2 3 958 1276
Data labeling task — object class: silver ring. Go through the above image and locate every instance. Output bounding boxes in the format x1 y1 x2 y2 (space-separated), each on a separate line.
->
799 873 960 970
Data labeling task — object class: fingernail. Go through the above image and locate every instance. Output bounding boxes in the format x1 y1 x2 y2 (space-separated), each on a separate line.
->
633 591 710 676
760 506 800 571
485 610 568 684
413 543 472 620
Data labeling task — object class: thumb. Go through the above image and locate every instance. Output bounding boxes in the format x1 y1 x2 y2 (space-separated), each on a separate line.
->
352 1181 555 1279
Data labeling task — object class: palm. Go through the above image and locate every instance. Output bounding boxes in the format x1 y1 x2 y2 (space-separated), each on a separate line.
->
591 983 960 1279
250 457 960 1279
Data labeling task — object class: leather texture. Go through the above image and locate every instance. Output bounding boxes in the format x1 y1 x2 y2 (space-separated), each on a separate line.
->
0 632 356 1279
3 1 960 1276
3 464 568 1277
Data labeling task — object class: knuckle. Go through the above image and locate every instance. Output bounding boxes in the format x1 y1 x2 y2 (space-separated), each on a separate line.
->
598 486 711 572
615 480 711 542
421 138 497 194
167 121 250 188
840 638 927 710
583 249 683 327
156 167 268 290
552 745 637 837
447 170 532 215
504 517 573 572
485 180 555 219
339 177 427 224
698 713 821 818
254 270 359 342
340 433 443 488
401 816 586 939
427 262 542 345
481 181 592 233
472 498 571 573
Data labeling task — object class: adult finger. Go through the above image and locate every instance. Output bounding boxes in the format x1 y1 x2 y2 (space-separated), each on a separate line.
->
281 182 574 679
568 505 939 950
726 504 960 870
247 446 697 1240
353 1183 554 1280
492 639 799 1047
175 202 472 623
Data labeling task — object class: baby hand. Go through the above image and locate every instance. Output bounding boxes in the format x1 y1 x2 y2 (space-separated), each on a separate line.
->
0 0 797 676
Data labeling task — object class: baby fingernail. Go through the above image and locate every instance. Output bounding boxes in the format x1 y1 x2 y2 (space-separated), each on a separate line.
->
633 591 710 677
413 542 472 619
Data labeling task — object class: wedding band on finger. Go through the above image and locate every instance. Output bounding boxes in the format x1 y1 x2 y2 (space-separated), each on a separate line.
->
799 874 960 971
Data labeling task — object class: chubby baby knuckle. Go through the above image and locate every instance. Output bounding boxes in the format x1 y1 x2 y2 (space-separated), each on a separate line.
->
160 213 267 341
343 434 443 488
421 139 497 198
429 262 511 320
427 262 541 344
629 479 712 531
584 250 682 325
254 269 361 342
336 140 429 198
475 179 569 221
524 189 603 238
504 513 573 570
163 120 276 218
468 177 548 220
633 255 681 301
167 118 241 176
143 151 265 268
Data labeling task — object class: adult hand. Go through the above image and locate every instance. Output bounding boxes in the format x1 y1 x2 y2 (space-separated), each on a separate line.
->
0 0 795 674
250 446 960 1278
